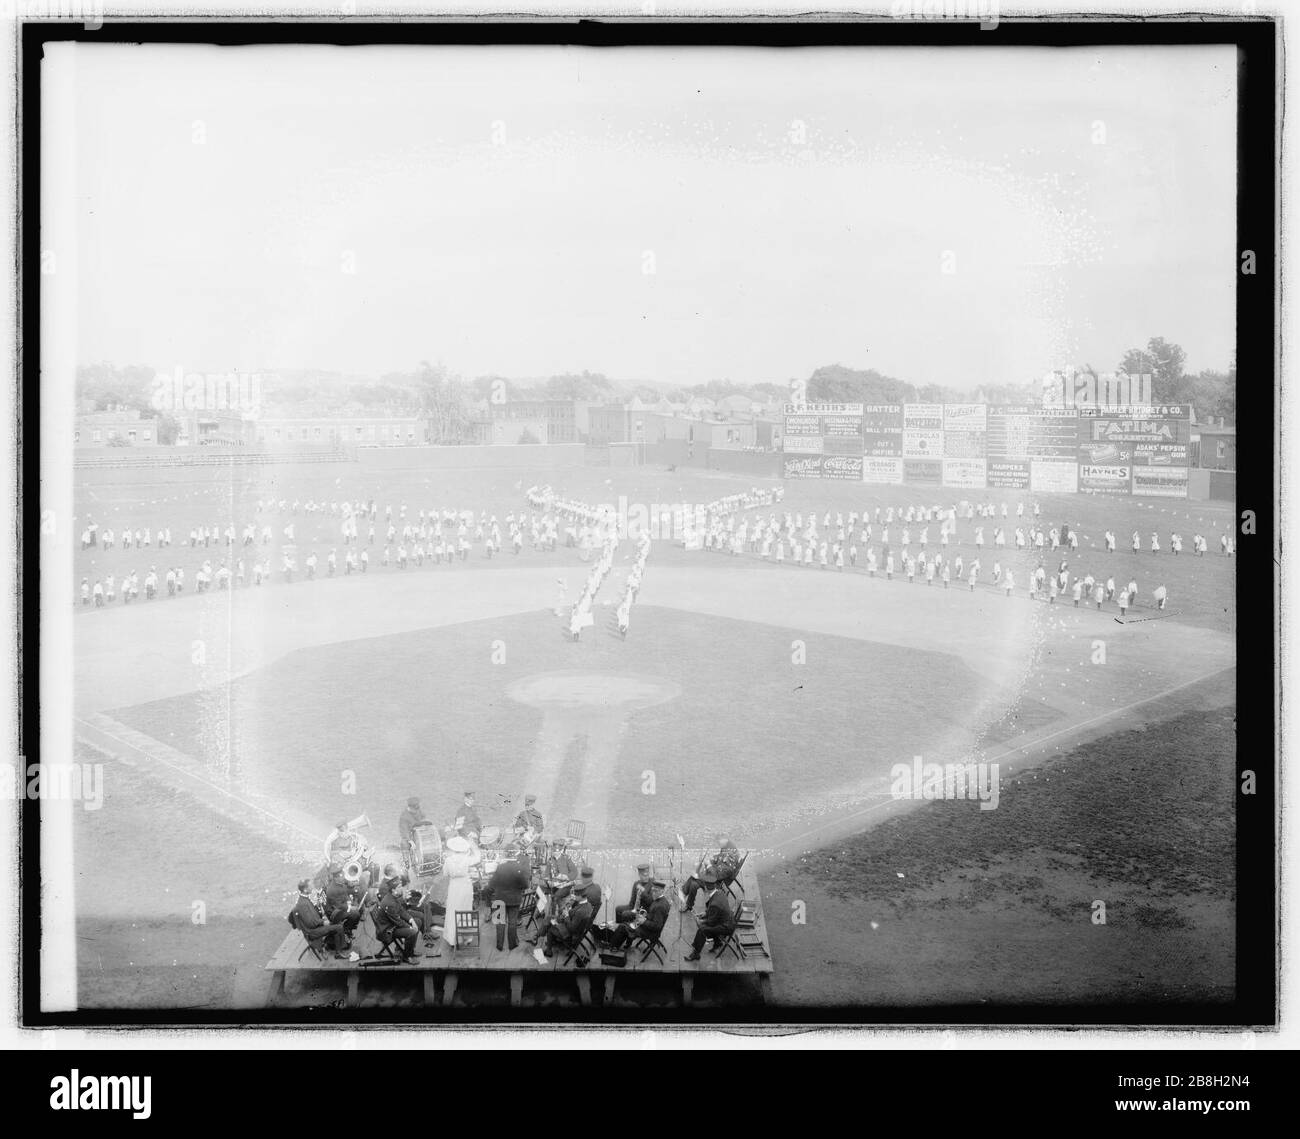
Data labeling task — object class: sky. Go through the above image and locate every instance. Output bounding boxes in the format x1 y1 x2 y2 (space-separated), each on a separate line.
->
49 42 1237 390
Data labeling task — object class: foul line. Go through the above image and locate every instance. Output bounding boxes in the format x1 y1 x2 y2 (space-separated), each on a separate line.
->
74 714 325 849
762 664 1236 863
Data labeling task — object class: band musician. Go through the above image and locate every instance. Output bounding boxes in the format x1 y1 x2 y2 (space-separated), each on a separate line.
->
512 793 544 849
454 791 482 840
323 819 358 874
615 862 655 924
678 833 741 911
372 878 419 962
398 796 429 863
607 880 671 951
292 879 347 957
544 838 577 884
323 868 363 945
540 890 594 959
684 870 735 961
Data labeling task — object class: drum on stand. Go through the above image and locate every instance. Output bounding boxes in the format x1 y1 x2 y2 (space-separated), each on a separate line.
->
410 822 443 876
478 824 503 849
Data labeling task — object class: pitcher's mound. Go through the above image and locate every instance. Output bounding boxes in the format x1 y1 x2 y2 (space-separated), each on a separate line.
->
508 671 681 711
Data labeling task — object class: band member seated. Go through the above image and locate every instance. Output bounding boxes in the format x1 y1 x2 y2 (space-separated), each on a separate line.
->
544 838 577 884
292 879 347 956
679 833 741 911
512 793 544 848
608 880 671 950
324 868 363 944
615 863 654 923
570 866 602 918
398 796 428 862
484 848 531 952
382 863 444 936
454 791 482 840
372 879 419 962
541 890 594 958
323 819 358 874
685 870 735 961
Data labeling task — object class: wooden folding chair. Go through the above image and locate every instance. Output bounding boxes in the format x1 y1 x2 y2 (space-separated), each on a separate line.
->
519 885 540 933
638 936 667 966
561 926 598 968
723 851 749 899
719 899 769 960
454 909 480 953
289 912 325 963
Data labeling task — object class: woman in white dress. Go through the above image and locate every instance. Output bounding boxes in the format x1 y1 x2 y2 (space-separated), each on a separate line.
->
441 836 482 948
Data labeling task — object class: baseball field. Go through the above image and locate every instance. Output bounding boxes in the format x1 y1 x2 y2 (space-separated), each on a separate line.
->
68 456 1236 1011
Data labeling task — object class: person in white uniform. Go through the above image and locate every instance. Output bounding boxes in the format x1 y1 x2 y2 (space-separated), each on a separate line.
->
440 836 483 948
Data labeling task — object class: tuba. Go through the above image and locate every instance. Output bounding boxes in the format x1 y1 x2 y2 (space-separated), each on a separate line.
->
341 815 375 884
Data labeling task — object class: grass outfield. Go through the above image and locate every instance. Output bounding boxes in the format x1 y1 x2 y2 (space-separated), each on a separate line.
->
762 704 1235 1007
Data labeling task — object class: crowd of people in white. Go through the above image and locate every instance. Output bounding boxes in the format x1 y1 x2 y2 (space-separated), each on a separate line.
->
691 495 1235 615
75 486 1230 620
76 494 568 608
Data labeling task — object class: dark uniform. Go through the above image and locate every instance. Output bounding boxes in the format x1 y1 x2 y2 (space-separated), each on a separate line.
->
616 870 654 924
571 874 602 921
292 894 345 953
455 799 482 839
545 851 577 883
324 879 361 940
373 888 418 960
610 894 671 950
682 841 740 909
485 856 531 951
513 804 544 839
398 803 427 848
544 897 594 957
688 885 735 957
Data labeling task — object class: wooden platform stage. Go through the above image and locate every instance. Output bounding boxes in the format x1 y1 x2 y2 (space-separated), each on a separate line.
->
265 847 774 1009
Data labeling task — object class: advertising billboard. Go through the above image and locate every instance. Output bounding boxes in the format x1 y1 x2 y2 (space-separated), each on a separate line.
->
1078 463 1133 495
903 458 943 485
861 404 904 457
862 456 905 484
1030 458 1079 493
903 428 944 459
942 458 988 490
986 458 1031 489
820 455 864 480
1131 465 1189 498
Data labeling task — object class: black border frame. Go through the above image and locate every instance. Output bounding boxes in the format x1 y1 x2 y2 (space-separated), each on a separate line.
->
19 15 1276 1031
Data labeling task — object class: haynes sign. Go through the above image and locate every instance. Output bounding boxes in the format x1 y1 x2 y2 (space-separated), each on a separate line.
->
1078 463 1132 495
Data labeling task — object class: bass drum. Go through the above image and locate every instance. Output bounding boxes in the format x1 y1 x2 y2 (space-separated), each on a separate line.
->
410 823 443 877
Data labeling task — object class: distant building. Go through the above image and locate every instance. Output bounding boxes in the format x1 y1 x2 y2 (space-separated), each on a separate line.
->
1192 421 1236 470
703 420 757 449
176 411 258 446
488 399 578 443
75 408 154 447
253 415 427 446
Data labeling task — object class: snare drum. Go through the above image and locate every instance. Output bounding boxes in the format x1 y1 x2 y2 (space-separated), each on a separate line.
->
478 824 503 848
410 822 442 876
